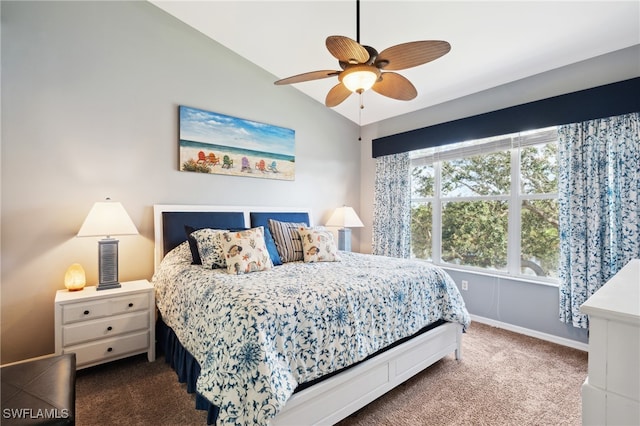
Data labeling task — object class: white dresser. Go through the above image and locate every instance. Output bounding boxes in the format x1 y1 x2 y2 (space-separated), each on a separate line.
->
581 259 640 426
54 279 155 369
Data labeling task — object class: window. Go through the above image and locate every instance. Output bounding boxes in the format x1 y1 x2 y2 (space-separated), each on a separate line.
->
410 127 559 280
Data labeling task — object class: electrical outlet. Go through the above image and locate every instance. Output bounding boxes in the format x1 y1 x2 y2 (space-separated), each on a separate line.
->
461 280 469 291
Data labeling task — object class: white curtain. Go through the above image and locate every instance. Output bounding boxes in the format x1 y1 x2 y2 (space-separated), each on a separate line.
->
372 152 411 258
558 112 640 328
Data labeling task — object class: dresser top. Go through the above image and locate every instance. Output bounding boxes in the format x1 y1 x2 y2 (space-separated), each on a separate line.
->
55 279 152 303
581 259 640 324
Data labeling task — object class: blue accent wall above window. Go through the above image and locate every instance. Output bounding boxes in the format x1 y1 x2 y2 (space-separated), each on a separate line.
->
373 77 640 158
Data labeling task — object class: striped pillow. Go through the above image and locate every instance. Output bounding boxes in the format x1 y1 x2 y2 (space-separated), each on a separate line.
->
268 219 307 262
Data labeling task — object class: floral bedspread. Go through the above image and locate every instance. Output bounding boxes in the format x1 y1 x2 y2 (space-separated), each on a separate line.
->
153 242 470 425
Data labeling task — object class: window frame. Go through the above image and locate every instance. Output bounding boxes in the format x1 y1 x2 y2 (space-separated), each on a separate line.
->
410 128 559 284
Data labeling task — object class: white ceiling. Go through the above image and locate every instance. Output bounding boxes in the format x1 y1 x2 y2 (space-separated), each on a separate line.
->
149 1 640 125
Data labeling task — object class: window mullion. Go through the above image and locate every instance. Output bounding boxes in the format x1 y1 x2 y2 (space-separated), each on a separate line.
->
508 145 521 275
432 161 442 264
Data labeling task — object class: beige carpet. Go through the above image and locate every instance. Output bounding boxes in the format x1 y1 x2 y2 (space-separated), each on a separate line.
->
76 322 587 425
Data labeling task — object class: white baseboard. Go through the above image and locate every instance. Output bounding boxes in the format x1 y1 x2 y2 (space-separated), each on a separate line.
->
470 315 589 352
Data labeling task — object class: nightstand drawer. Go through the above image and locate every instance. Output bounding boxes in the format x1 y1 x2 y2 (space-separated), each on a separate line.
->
62 311 150 346
62 299 110 324
65 330 149 367
108 292 150 316
62 292 150 324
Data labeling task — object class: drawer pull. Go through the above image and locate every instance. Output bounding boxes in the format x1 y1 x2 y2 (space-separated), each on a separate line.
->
107 326 113 331
107 347 113 352
128 303 134 308
83 310 90 315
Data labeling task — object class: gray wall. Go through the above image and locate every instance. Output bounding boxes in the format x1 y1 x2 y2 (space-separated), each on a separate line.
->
1 1 360 363
444 269 589 345
358 45 640 345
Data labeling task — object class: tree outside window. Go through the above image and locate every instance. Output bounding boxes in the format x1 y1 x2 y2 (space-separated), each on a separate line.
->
410 128 559 279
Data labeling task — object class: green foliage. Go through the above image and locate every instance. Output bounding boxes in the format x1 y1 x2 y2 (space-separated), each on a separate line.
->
411 203 432 259
520 144 558 194
521 199 559 276
182 159 211 173
410 143 559 277
441 201 509 269
411 166 434 197
442 151 511 196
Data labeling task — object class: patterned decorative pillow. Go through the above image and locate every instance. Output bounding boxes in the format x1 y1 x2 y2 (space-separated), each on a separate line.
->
298 227 341 263
221 227 273 275
186 225 227 265
191 228 228 269
185 225 204 264
268 219 307 262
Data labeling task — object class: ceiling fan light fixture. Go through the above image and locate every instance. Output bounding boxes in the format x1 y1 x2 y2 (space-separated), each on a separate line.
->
340 65 380 93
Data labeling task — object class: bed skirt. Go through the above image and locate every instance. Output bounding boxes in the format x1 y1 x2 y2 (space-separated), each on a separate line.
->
157 318 219 424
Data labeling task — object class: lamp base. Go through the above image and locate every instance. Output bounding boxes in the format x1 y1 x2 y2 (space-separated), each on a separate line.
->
97 282 121 291
97 238 120 291
337 228 352 252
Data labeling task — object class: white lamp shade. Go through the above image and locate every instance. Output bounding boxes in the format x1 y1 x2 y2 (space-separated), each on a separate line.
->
325 206 364 228
77 200 138 237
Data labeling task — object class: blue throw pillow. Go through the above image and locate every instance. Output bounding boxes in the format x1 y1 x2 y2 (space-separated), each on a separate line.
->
263 227 282 266
184 225 202 264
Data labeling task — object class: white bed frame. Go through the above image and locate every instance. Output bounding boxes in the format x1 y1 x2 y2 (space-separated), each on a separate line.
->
153 204 463 426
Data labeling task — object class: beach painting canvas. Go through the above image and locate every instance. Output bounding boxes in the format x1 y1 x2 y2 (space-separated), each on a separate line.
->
179 106 295 181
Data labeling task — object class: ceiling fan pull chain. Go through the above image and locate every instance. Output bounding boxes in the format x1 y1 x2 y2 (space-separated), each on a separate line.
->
358 92 363 141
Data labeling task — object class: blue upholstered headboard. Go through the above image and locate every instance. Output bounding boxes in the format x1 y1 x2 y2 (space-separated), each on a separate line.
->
250 212 310 228
162 211 245 255
153 205 313 272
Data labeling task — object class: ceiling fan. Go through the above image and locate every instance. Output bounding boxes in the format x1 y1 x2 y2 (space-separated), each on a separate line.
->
274 0 451 108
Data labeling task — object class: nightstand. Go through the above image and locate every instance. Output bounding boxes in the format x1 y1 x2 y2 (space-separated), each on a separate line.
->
54 279 155 369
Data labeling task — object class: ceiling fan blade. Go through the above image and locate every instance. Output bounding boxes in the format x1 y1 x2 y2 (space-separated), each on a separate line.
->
325 83 353 107
377 40 451 71
326 35 370 65
372 72 417 101
274 70 340 85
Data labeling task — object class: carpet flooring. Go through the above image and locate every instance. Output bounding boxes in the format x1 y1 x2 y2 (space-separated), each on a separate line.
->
75 322 587 425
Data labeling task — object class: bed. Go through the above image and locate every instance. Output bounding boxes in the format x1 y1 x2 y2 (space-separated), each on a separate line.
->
152 204 470 425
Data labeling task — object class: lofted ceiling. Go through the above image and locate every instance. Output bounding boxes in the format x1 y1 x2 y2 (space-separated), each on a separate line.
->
149 1 640 126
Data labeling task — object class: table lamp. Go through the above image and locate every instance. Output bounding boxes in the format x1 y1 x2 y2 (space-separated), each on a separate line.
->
77 198 138 290
325 206 364 252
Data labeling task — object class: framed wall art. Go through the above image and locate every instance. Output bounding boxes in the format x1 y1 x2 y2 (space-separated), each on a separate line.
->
179 105 295 181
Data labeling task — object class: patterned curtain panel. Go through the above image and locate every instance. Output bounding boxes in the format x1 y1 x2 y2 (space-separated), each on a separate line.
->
372 152 411 257
558 112 640 328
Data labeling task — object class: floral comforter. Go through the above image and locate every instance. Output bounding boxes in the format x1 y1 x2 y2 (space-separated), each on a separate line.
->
153 242 470 425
